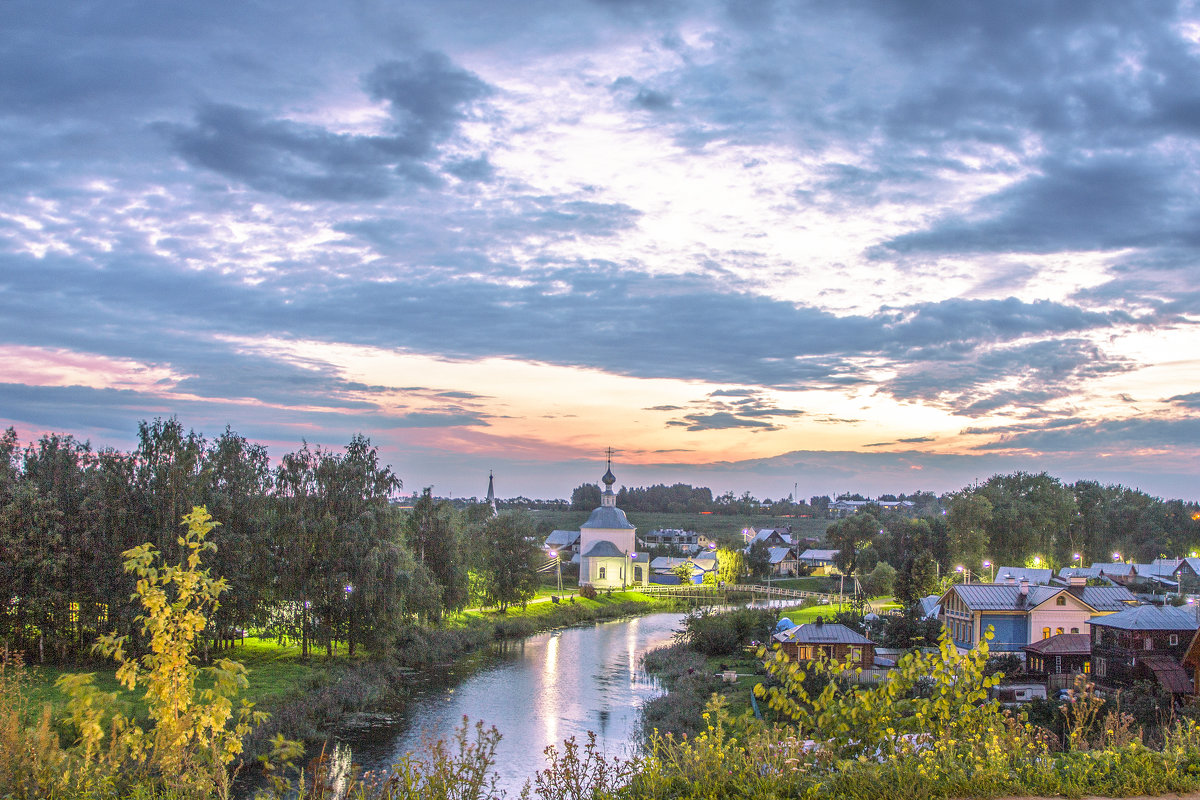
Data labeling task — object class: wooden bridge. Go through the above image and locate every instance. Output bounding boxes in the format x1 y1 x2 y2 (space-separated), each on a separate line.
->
636 583 845 604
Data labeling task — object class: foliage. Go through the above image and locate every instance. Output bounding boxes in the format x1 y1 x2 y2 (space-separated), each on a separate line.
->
678 607 775 657
714 547 746 584
744 541 770 579
754 627 1005 758
892 554 939 610
860 561 895 596
828 513 880 576
404 489 468 620
471 512 539 612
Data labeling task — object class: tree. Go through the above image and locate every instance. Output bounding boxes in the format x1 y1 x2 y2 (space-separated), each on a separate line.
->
716 547 747 584
860 561 895 597
828 513 879 576
570 483 602 511
745 541 770 579
948 492 991 569
894 554 940 611
473 511 539 612
672 562 693 583
404 488 468 619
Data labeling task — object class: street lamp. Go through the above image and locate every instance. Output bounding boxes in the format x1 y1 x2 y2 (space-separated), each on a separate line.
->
1112 551 1122 563
1073 553 1082 568
955 564 971 583
982 560 994 582
548 549 563 593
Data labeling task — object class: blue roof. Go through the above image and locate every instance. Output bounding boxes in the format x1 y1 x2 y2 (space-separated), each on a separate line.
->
774 622 874 646
581 506 634 530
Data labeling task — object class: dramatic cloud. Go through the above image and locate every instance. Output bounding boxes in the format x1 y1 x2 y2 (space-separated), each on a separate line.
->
2 0 1199 499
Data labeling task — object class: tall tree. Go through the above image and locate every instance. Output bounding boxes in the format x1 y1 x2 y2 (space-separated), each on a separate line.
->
404 488 468 619
473 511 539 612
828 513 880 576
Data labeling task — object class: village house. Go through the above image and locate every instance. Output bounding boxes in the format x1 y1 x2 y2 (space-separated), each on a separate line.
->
772 618 876 667
641 528 699 550
1089 604 1198 696
1023 633 1092 678
938 577 1136 656
767 546 798 577
990 566 1053 585
1174 558 1200 596
797 548 839 575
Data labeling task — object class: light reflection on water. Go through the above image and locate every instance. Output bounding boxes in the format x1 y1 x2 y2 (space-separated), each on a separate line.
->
329 612 686 795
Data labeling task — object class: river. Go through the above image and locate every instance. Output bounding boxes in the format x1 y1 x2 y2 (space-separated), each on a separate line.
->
324 611 687 795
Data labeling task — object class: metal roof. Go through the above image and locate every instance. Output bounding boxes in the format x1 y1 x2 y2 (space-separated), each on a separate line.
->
1022 633 1090 656
992 567 1053 585
773 622 874 646
544 529 580 547
768 546 794 563
798 548 839 561
1078 586 1138 611
1141 655 1194 694
1089 604 1200 631
580 506 635 530
582 540 626 558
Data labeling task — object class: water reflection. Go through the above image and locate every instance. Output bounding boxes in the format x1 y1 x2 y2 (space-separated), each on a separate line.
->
330 612 684 795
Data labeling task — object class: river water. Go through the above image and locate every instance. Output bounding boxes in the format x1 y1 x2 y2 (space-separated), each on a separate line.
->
325 611 687 795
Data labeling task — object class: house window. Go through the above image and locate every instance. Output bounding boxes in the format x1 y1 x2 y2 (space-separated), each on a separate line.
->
1144 638 1153 651
1096 657 1106 677
850 647 862 662
1056 627 1064 635
1071 627 1079 634
798 646 810 660
598 566 606 580
1055 656 1062 673
1083 661 1091 674
1170 634 1179 646
1056 596 1066 606
1043 627 1051 640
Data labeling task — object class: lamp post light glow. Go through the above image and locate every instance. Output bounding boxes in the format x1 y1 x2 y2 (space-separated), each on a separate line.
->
1112 551 1122 562
548 549 562 593
982 560 994 582
1073 553 1082 567
955 564 971 583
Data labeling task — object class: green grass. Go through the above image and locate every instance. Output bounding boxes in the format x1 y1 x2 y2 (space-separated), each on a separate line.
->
455 588 667 625
18 636 357 729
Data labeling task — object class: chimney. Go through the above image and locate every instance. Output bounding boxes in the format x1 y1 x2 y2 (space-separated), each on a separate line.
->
1019 577 1030 596
1004 574 1017 585
1068 575 1086 588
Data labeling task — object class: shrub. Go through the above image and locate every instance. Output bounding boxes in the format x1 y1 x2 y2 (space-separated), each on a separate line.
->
678 607 775 657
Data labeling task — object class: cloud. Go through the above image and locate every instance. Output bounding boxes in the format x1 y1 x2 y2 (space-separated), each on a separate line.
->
666 412 781 432
163 51 492 199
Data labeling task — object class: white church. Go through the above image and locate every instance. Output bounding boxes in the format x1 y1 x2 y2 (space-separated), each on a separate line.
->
578 455 650 590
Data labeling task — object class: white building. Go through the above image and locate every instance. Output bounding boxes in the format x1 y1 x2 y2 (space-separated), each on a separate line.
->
578 456 649 589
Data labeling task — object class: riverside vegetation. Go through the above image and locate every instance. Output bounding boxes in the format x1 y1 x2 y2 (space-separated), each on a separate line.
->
8 535 1200 800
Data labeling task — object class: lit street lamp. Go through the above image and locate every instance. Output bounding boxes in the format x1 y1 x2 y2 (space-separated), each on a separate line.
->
548 549 563 593
982 560 994 582
955 564 971 584
1112 551 1122 563
1073 553 1082 568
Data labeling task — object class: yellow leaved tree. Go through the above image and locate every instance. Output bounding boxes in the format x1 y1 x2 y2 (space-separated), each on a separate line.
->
60 506 268 799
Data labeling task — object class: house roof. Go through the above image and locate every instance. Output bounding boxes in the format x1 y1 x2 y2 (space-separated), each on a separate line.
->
1023 633 1091 656
1090 562 1135 576
773 622 874 646
544 529 580 547
582 540 627 559
992 567 1053 585
768 546 794 564
1141 655 1194 695
918 595 941 619
1076 586 1138 612
580 506 635 530
798 548 839 561
1089 604 1200 632
1175 557 1200 577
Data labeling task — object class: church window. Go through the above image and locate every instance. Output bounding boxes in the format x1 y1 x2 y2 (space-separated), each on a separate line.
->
598 567 606 580
1071 627 1079 634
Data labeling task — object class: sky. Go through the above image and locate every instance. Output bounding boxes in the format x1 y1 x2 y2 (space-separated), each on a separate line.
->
2 1 1199 502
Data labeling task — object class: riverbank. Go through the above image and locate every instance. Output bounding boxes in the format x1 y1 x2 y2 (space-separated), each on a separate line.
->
19 588 685 758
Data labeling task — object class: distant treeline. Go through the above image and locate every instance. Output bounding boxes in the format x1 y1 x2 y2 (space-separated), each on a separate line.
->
0 420 528 665
569 481 941 517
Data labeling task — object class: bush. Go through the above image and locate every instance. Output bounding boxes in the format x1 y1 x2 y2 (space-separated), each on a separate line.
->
579 584 597 600
678 608 775 657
